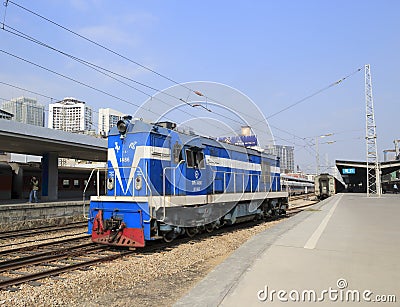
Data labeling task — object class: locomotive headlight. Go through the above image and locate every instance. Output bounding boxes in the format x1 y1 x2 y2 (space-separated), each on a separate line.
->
107 177 114 190
117 120 127 134
116 116 133 139
135 175 143 190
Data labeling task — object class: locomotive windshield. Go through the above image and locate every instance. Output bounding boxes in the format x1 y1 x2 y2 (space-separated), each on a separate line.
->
185 149 205 169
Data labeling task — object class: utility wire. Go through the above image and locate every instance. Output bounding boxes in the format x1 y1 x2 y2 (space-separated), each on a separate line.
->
0 38 360 157
182 66 362 134
266 67 363 120
2 1 363 152
0 78 361 165
0 48 158 116
0 80 54 100
0 49 240 136
5 1 198 94
1 24 194 106
0 24 257 136
0 51 220 134
0 3 362 173
2 3 362 142
4 0 232 114
211 67 363 138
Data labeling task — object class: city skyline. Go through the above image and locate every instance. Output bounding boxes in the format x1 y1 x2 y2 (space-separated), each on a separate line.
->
0 95 128 136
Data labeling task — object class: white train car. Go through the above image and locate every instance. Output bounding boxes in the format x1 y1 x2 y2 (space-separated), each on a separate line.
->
314 173 335 199
281 174 315 196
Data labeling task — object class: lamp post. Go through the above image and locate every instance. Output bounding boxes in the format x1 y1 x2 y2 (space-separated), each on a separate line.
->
315 133 334 175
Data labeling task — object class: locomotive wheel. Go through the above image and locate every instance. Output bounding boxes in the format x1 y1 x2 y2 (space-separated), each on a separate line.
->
204 223 214 233
185 227 197 238
163 231 175 243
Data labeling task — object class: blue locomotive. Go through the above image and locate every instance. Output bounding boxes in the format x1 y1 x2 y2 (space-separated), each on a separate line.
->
88 116 288 247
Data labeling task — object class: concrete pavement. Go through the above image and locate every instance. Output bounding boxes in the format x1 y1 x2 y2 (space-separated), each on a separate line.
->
174 194 400 306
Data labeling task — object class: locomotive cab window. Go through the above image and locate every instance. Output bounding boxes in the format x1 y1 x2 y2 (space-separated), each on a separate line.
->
185 149 205 169
196 151 205 168
186 149 194 167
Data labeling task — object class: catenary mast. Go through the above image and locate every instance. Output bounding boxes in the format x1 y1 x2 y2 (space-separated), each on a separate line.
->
365 64 381 196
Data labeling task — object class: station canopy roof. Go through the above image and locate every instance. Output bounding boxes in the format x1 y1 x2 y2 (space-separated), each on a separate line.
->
336 160 400 176
0 119 107 161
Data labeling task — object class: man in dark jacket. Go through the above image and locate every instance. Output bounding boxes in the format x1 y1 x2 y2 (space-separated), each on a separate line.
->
29 176 39 203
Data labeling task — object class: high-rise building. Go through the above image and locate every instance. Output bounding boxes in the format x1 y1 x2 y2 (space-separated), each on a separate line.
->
1 97 45 126
265 145 295 173
98 108 125 136
49 97 93 133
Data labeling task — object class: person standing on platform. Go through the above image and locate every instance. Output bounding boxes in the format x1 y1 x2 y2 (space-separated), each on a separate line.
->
394 183 398 194
29 176 39 203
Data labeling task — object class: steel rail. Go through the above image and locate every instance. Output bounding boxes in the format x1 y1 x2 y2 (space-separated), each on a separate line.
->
0 234 90 255
0 249 134 290
0 222 87 240
0 243 99 272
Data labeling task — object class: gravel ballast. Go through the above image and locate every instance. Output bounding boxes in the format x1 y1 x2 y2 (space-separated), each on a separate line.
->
0 219 284 306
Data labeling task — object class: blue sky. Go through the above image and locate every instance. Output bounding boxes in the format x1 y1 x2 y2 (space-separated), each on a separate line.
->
1 0 399 173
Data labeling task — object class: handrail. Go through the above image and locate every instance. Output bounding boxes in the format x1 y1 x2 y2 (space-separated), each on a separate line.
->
211 169 269 194
161 160 185 221
82 168 98 220
82 166 153 222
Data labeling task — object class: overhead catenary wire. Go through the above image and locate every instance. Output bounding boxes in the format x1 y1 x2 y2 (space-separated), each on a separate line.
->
0 2 370 176
0 80 54 101
1 1 363 155
2 0 258 115
0 49 159 116
0 79 277 149
0 45 359 153
0 46 359 158
4 1 201 96
0 23 264 137
1 24 250 124
266 67 363 120
2 2 362 141
0 47 240 136
1 24 189 105
0 78 364 165
0 77 301 152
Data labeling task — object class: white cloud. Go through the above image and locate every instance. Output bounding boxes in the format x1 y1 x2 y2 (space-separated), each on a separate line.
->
77 11 158 48
79 25 138 47
68 0 101 11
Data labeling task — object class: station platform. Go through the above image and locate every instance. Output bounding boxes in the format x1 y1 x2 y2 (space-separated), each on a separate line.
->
175 194 400 306
0 199 87 231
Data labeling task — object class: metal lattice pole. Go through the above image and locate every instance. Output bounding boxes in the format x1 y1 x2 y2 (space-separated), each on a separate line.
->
365 64 381 196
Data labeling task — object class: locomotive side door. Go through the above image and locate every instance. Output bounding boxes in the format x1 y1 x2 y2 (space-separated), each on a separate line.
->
148 133 170 195
170 141 186 196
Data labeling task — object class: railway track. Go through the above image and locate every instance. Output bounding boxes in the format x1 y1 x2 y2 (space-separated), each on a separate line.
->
0 221 87 241
0 199 319 291
288 193 316 201
0 218 276 290
0 235 134 290
287 198 319 215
